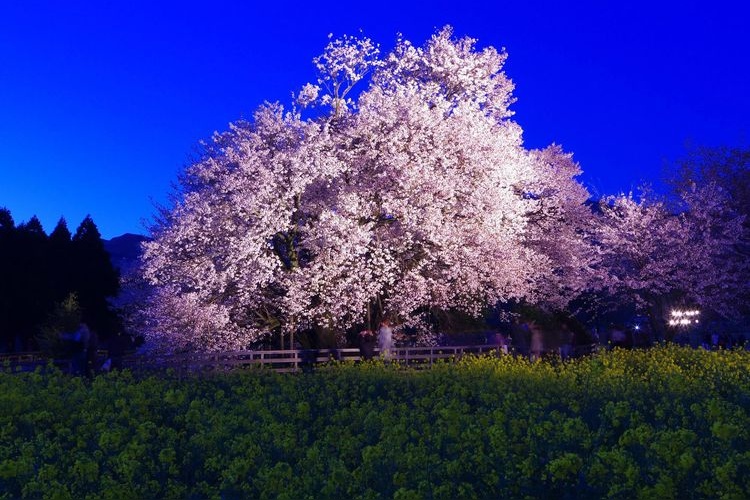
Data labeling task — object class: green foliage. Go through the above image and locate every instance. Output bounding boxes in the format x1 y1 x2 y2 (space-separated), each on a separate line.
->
36 293 82 357
0 346 748 498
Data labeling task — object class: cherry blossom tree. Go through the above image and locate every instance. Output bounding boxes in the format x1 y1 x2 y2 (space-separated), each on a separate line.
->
668 146 750 261
593 183 747 334
139 27 596 352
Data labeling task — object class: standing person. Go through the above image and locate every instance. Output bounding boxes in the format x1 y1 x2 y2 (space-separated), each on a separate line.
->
377 318 393 360
358 329 377 360
711 332 720 349
70 323 90 376
85 327 99 378
529 322 543 361
493 331 509 354
107 332 129 371
610 324 627 348
559 326 574 360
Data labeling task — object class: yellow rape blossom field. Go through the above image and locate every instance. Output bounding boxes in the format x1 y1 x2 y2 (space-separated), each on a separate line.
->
1 345 748 498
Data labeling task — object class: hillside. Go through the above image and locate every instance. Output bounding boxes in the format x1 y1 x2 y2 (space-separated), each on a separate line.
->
103 233 149 273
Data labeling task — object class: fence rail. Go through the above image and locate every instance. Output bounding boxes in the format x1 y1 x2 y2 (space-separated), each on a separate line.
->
0 350 110 373
2 343 599 375
119 344 509 374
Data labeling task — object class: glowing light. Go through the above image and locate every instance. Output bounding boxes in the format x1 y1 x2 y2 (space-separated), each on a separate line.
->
668 308 700 327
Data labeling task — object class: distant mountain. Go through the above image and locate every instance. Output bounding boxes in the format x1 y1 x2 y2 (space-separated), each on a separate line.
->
104 233 150 273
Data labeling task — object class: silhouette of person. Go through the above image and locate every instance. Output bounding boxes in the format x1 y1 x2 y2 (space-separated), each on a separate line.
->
378 319 393 360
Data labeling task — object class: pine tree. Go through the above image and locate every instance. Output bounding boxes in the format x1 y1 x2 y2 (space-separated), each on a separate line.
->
14 216 49 349
71 216 120 336
0 208 16 350
0 208 13 232
48 218 74 303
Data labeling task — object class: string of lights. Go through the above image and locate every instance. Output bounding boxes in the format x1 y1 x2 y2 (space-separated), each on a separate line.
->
668 309 700 327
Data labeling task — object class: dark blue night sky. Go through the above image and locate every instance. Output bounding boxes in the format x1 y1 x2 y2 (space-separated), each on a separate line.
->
1 0 747 238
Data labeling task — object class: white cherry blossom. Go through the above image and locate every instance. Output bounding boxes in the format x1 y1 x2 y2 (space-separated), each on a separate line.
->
138 28 595 352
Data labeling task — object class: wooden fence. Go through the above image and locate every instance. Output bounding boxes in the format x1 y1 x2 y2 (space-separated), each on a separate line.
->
0 350 110 373
2 343 599 375
120 344 510 375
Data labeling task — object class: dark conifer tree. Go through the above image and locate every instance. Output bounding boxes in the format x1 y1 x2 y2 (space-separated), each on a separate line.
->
71 216 120 336
0 211 123 351
14 216 49 349
0 208 16 351
49 218 74 302
0 208 13 232
49 217 72 243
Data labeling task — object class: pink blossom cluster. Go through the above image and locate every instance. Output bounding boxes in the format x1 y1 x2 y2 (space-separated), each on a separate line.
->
136 28 628 352
593 183 747 318
135 29 750 353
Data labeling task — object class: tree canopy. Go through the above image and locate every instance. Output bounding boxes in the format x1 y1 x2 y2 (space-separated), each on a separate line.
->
592 183 747 331
0 211 119 351
137 30 750 353
141 28 597 352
